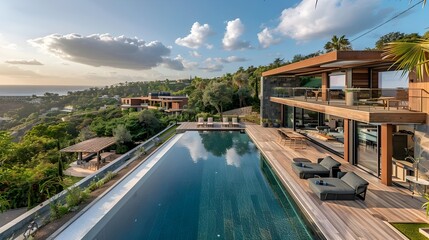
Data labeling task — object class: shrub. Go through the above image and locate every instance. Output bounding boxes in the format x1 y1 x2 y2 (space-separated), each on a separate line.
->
65 187 88 209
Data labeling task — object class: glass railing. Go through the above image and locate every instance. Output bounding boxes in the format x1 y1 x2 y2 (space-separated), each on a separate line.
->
271 87 425 112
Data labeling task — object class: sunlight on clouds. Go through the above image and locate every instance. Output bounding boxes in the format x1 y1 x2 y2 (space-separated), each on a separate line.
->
175 22 213 49
258 0 391 47
222 18 252 51
28 33 184 71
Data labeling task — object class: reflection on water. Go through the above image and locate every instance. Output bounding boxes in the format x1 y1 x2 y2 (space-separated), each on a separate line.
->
178 131 255 167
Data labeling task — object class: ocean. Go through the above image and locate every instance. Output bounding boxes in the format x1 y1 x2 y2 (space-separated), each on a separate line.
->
0 85 96 96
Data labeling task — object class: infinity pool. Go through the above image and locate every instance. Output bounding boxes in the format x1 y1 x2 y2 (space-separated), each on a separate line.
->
55 131 315 239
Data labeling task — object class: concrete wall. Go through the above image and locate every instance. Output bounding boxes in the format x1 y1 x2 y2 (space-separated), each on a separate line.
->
260 76 300 122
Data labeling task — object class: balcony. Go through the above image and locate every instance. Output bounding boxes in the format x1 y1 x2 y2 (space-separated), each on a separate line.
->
270 87 428 124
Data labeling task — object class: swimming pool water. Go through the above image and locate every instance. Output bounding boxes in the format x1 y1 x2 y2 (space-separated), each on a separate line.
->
88 131 315 239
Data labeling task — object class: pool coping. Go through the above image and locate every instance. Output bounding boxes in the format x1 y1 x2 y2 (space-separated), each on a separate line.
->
245 128 327 240
48 133 184 239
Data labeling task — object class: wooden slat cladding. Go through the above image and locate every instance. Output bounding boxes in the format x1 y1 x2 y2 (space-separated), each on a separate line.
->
352 68 370 88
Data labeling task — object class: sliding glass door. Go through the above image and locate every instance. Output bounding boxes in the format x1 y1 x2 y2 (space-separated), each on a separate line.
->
356 122 380 176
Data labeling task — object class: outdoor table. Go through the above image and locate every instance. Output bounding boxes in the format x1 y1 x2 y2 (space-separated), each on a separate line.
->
377 97 400 110
406 176 429 197
312 90 322 101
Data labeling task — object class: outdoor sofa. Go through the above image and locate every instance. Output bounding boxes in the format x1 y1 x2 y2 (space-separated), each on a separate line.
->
308 172 369 201
292 156 341 179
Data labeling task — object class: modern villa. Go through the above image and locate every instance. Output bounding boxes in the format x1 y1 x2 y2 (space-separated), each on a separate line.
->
2 51 429 239
260 50 429 187
120 92 188 113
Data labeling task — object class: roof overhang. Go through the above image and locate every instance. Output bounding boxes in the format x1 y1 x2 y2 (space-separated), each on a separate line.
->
262 51 395 77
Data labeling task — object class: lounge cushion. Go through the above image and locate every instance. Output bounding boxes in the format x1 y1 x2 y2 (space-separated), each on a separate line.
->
340 172 369 191
319 156 341 170
292 163 330 179
308 178 356 200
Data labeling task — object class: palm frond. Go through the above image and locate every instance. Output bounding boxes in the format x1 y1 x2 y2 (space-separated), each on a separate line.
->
383 39 429 79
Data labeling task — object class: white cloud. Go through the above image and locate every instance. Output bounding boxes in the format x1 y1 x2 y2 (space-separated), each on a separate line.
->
198 55 247 72
199 58 224 72
0 64 41 77
0 34 17 50
189 50 201 58
222 56 247 63
29 33 181 70
162 55 198 70
258 0 391 47
257 28 282 48
162 56 184 71
5 59 43 65
175 22 213 49
222 18 252 50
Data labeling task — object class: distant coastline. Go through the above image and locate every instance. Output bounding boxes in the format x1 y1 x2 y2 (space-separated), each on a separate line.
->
0 85 98 96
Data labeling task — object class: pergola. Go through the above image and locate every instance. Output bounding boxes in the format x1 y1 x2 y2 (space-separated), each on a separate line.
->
61 137 116 164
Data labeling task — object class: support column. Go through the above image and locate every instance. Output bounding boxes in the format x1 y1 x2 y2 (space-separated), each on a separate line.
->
381 124 393 186
322 72 329 101
280 104 284 127
343 119 350 163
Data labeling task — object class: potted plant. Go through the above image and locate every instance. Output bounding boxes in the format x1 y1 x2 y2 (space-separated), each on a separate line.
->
261 118 269 127
272 119 281 128
344 88 359 106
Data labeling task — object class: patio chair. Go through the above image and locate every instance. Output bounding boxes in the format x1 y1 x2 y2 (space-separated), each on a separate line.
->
308 172 369 201
197 117 205 127
292 156 341 179
277 130 292 145
222 117 230 127
232 117 239 127
207 117 214 127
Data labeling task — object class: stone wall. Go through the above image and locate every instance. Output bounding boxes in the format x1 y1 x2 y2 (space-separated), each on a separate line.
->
260 76 300 122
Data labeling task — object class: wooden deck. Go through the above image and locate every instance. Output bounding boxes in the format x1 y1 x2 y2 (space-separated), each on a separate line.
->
244 124 428 240
176 122 428 239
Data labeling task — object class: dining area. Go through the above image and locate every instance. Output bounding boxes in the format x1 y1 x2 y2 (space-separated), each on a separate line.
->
277 128 307 149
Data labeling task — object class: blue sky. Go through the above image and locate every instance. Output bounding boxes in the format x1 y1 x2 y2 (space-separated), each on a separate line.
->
0 0 427 86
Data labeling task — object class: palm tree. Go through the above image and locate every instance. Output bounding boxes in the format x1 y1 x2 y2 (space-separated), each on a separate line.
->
324 35 352 52
383 39 429 80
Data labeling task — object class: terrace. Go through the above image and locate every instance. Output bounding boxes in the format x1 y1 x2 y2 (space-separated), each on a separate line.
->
270 87 428 124
244 124 428 239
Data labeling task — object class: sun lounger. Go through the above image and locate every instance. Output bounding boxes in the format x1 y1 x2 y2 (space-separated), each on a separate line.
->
277 130 292 145
292 156 341 179
207 117 214 127
197 117 205 127
308 172 369 200
222 117 230 127
232 117 239 127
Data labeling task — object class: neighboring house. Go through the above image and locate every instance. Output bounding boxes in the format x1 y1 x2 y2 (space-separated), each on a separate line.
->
62 105 74 113
260 50 429 187
121 92 188 113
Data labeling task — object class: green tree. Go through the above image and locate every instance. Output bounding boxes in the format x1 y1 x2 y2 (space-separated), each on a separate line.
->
202 81 233 118
324 35 352 52
375 32 421 49
113 124 132 144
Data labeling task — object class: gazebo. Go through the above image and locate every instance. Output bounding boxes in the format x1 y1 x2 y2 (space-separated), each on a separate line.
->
61 137 117 167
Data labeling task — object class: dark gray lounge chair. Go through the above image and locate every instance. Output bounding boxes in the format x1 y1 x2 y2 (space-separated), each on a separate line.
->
308 172 369 201
292 156 341 179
